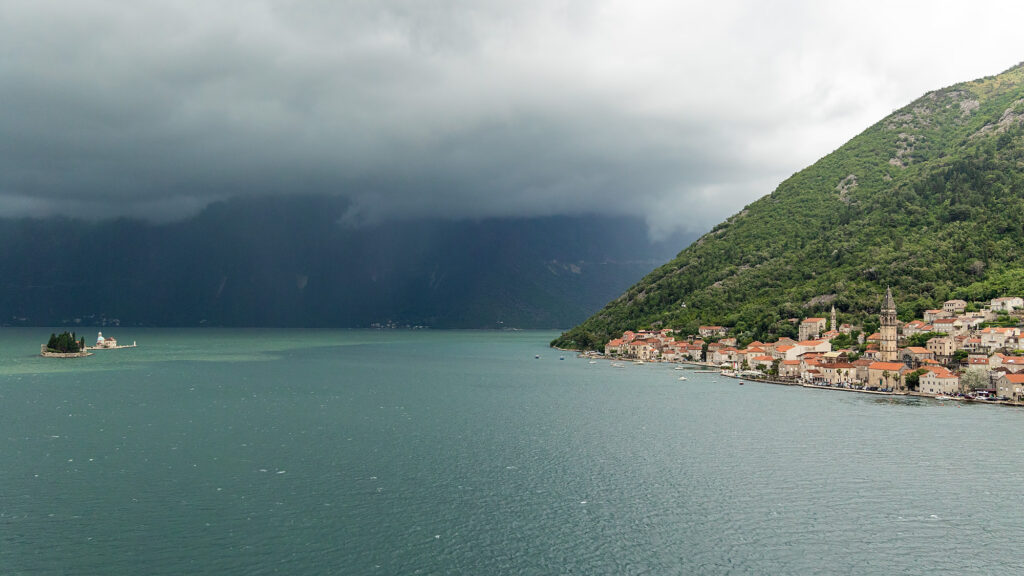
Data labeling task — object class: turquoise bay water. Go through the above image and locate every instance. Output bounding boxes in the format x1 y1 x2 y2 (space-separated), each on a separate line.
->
2 328 1024 575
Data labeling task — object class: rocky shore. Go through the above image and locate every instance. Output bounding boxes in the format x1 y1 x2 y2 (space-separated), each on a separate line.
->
39 344 92 358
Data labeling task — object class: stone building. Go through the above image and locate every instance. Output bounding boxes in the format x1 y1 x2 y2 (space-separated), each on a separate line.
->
943 299 967 315
868 361 907 391
799 317 827 342
919 367 960 395
880 287 899 363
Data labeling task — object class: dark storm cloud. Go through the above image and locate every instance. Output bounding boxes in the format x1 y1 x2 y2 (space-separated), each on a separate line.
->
2 1 1022 236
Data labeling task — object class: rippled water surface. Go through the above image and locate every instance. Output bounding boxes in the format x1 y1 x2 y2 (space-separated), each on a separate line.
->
2 328 1023 575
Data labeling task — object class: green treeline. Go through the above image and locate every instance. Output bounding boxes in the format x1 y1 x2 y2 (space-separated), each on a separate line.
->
46 331 85 353
554 62 1024 350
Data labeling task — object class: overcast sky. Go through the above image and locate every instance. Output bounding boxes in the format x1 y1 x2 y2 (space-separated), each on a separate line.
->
2 0 1022 237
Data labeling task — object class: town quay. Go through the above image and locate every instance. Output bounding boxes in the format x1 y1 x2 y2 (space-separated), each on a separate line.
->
601 290 1024 402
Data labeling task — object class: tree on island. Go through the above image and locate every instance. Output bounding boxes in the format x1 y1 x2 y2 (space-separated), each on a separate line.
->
46 331 84 353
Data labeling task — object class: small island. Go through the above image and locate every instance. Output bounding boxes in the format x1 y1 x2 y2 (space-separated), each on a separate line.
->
40 331 92 358
85 331 137 351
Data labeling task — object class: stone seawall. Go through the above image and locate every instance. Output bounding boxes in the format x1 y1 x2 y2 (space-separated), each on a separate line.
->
40 344 92 358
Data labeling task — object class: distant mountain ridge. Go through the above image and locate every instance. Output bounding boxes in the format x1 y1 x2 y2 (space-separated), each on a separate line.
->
0 196 690 328
554 62 1024 350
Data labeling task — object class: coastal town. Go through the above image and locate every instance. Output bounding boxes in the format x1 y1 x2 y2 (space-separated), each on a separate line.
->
601 289 1024 402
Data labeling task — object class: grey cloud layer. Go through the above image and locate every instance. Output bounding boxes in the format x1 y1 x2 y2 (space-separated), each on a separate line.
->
2 0 1021 234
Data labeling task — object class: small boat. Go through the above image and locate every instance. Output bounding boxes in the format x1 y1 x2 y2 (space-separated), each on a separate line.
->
738 381 744 385
535 354 540 359
935 395 953 400
674 366 686 371
559 356 565 360
588 360 597 364
633 361 644 365
678 376 687 381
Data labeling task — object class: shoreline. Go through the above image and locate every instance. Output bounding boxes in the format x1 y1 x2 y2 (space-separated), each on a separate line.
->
40 350 93 358
85 344 138 351
800 382 906 396
721 371 1024 406
593 355 1024 407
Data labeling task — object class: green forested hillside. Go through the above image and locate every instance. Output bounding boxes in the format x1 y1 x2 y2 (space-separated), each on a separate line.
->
554 62 1024 350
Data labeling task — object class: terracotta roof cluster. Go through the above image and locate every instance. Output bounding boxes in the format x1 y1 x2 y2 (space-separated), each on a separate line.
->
922 366 957 379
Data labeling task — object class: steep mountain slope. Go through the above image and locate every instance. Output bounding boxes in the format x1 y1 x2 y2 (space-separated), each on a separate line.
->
0 197 689 328
554 62 1024 350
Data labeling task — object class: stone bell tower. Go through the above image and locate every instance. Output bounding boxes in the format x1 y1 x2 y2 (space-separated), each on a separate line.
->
880 287 898 362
